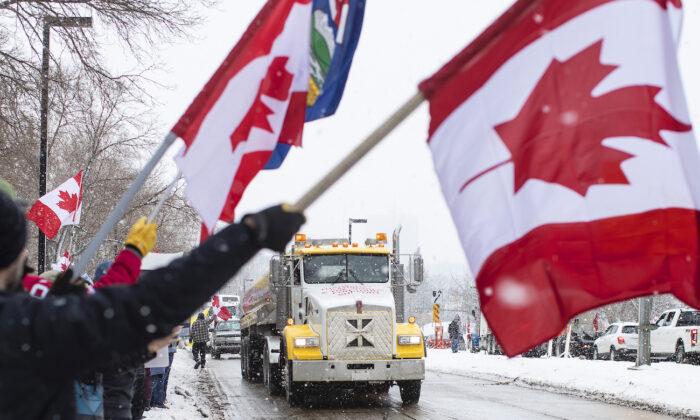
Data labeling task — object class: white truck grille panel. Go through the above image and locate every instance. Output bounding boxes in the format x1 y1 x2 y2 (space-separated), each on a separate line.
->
327 310 393 360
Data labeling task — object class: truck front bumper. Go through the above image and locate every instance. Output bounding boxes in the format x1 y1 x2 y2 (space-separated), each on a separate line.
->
291 359 424 382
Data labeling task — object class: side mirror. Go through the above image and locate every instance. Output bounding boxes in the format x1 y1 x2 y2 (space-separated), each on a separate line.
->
413 255 424 285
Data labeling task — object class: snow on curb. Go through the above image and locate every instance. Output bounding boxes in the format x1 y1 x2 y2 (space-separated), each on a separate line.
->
425 349 699 419
145 350 212 420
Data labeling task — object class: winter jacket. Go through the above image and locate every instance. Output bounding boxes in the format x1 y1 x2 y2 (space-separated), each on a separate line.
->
92 249 142 420
0 222 260 420
448 320 461 340
190 316 214 344
92 250 141 289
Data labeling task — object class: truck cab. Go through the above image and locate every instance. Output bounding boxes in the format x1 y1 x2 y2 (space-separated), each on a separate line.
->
240 230 425 406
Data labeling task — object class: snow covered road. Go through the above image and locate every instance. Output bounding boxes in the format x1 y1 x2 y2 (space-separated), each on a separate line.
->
426 348 700 418
147 350 677 419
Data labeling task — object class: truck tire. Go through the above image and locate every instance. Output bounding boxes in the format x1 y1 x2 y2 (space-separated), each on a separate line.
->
285 361 305 407
249 337 263 383
370 383 391 397
241 337 251 381
675 342 686 364
398 380 421 405
264 342 283 396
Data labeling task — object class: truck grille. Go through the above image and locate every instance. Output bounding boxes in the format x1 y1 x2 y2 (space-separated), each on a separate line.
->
327 310 393 360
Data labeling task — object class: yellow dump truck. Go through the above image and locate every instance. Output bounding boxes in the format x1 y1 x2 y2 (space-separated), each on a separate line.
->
240 228 425 406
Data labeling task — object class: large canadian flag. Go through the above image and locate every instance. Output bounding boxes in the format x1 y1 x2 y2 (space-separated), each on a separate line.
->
26 171 83 239
172 0 311 232
420 0 696 356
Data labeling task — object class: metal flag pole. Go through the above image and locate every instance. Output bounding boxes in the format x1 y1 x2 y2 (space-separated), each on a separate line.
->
292 92 424 211
72 132 178 277
148 173 182 222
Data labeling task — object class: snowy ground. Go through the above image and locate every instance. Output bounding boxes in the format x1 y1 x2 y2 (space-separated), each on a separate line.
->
144 349 215 420
425 348 700 418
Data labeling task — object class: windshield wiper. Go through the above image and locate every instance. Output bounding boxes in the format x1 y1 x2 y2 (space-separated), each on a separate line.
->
331 270 346 284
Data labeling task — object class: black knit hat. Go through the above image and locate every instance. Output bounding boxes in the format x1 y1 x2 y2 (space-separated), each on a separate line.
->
0 191 27 269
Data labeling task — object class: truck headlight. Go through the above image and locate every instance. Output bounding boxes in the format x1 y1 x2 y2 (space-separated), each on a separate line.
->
294 337 320 348
398 335 421 345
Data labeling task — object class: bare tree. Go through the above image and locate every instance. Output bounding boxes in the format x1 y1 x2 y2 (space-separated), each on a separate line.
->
0 0 214 105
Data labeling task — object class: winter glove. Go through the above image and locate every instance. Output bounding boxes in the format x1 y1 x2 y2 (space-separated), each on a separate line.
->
125 217 157 257
50 269 89 296
242 204 305 253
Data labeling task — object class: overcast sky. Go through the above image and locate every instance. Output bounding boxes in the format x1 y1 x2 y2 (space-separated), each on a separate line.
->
121 1 700 272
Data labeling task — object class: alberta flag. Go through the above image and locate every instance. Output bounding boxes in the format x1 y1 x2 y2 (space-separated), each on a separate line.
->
265 0 366 169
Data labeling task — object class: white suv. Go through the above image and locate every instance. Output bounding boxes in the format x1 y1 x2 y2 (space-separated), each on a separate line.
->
593 322 638 361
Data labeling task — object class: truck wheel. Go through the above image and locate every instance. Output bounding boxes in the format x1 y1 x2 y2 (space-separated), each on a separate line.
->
398 380 421 405
264 342 283 396
285 361 305 407
241 337 251 380
675 343 686 364
370 383 391 397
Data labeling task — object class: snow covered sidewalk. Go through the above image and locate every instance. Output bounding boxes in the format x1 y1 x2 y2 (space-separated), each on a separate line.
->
145 350 215 420
425 349 700 418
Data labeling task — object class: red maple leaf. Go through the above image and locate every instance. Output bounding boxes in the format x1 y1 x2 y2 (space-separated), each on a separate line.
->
57 190 79 213
462 40 691 196
230 56 294 151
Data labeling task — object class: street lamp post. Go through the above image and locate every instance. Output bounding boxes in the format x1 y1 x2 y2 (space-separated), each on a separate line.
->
38 16 92 273
348 218 367 243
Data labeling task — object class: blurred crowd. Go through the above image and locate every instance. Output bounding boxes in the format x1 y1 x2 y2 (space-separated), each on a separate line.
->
0 178 305 419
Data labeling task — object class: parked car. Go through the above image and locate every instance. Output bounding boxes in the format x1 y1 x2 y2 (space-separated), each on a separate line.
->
556 331 597 359
210 317 242 359
593 322 638 361
651 308 700 363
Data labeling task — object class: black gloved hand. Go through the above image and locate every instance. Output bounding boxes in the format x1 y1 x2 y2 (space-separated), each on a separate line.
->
243 204 306 252
50 269 89 296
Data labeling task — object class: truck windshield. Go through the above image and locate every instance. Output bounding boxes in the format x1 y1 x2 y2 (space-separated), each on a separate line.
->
217 321 240 331
303 254 389 284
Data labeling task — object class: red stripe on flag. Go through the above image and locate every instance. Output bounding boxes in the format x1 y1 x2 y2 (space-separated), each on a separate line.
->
26 200 62 239
199 223 209 244
172 0 301 146
477 207 700 357
279 91 307 147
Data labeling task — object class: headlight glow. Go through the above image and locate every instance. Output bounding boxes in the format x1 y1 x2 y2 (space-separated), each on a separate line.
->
293 337 320 348
398 335 421 345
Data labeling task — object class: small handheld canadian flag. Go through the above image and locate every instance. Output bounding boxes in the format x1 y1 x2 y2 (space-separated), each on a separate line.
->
27 171 83 239
51 251 72 272
211 295 233 321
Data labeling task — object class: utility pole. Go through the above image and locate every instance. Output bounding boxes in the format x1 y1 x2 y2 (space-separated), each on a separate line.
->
636 296 654 366
38 15 93 273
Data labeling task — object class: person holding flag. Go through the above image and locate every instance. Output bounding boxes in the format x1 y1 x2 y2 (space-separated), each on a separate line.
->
0 186 305 418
